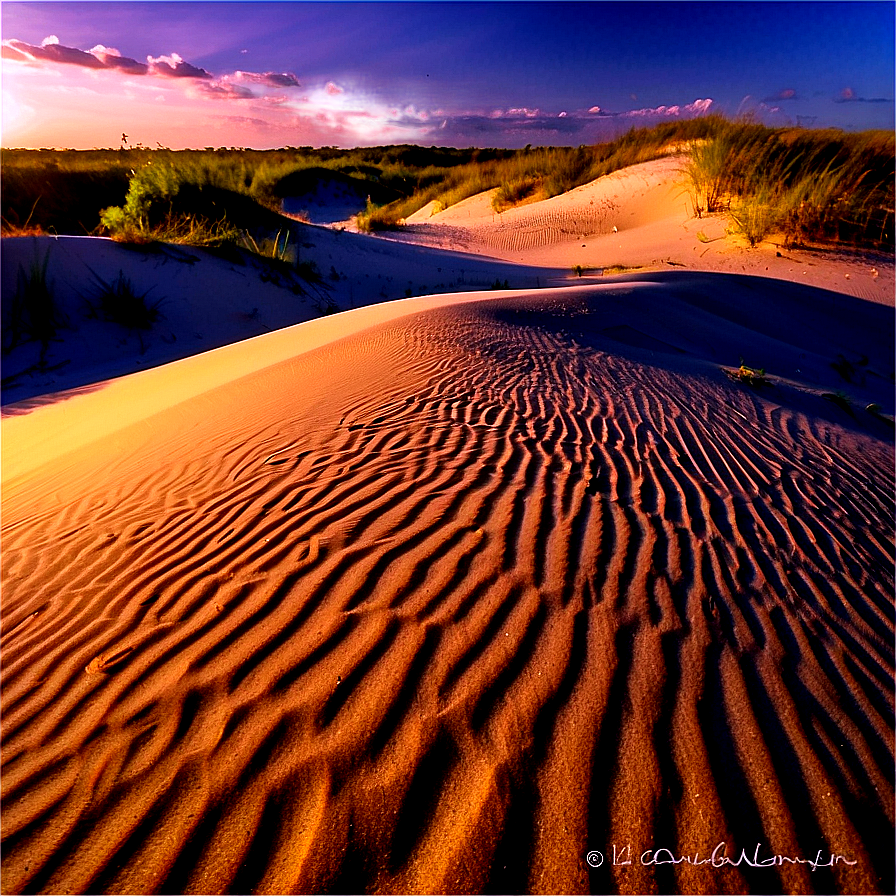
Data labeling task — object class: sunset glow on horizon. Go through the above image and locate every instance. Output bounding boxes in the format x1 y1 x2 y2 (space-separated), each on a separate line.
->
2 1 893 150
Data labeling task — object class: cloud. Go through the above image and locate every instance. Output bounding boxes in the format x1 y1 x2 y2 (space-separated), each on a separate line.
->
1 43 32 63
146 52 212 79
0 35 713 147
233 70 300 89
3 37 104 69
626 98 714 118
762 88 797 102
196 81 256 101
427 99 715 148
485 107 544 120
89 45 149 75
2 35 212 79
835 86 890 104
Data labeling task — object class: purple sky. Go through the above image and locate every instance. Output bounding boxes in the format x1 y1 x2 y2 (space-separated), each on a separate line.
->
2 1 893 149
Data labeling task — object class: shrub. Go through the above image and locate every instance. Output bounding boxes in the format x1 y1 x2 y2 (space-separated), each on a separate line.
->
729 189 777 247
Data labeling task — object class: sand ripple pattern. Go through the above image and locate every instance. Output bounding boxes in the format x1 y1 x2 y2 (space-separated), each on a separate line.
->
402 198 619 257
2 292 893 895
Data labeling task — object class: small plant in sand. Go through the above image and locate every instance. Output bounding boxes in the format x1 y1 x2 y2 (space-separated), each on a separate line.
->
726 360 772 387
85 268 163 330
822 390 853 412
241 229 295 264
5 246 66 356
729 190 777 247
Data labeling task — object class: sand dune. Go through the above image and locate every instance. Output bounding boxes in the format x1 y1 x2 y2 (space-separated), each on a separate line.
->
1 233 564 405
2 269 893 894
397 155 894 304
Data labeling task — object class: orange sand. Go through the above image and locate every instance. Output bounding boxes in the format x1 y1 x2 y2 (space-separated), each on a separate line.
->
2 158 894 896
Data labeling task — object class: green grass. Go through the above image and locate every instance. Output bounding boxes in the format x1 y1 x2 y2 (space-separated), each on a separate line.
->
3 118 893 251
684 138 729 217
240 229 295 264
681 121 894 248
492 176 542 212
726 361 772 387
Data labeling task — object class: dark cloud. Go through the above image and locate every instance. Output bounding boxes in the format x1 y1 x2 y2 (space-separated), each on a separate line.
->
147 53 212 79
1 42 32 63
835 87 890 104
4 37 104 69
234 70 300 89
198 81 256 100
90 45 149 75
2 36 210 79
427 99 715 148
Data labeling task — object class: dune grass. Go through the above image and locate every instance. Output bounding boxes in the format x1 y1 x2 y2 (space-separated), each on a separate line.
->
84 268 163 330
682 122 894 248
4 246 65 356
3 119 893 251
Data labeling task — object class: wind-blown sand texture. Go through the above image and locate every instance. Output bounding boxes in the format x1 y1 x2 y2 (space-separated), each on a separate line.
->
1 233 563 405
398 155 895 306
3 268 894 894
3 153 895 896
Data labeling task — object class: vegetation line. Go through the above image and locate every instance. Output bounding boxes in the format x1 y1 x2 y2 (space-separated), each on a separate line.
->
2 116 892 251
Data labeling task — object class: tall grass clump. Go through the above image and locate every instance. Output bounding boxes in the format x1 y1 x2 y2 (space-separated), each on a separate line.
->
492 175 542 212
4 247 65 356
683 137 730 217
683 123 894 248
240 229 295 264
84 269 163 330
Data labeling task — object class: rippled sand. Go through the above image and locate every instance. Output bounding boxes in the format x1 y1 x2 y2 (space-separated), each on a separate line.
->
2 272 893 894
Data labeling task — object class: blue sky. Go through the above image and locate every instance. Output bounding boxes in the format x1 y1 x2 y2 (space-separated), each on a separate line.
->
2 1 893 148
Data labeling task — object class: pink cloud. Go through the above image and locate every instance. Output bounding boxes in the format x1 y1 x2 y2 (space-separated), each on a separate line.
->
834 86 889 104
146 52 212 79
2 35 215 80
234 70 300 89
3 37 104 69
195 81 256 101
89 44 150 75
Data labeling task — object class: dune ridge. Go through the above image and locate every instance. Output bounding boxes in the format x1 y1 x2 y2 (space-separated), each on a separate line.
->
2 275 893 894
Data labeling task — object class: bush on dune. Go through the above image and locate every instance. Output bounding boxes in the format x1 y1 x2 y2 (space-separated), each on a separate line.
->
684 123 894 248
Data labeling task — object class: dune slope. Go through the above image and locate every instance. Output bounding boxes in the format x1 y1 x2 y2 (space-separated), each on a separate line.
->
1 275 894 895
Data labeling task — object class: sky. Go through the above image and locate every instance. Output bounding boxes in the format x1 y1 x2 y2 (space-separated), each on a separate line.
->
1 1 893 149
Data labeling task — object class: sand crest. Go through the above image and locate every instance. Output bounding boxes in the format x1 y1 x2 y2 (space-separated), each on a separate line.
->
2 268 893 894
